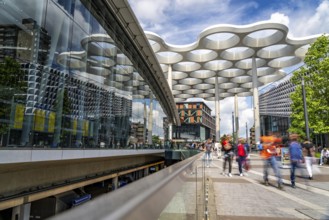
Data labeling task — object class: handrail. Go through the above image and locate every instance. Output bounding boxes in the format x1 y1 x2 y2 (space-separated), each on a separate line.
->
50 153 201 220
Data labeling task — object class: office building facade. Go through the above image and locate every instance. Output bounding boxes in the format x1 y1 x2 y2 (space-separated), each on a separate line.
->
173 101 215 142
259 77 294 137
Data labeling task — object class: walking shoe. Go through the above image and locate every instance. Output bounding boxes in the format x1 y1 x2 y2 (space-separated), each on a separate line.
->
239 173 243 176
291 183 296 188
264 181 269 186
309 176 313 180
278 183 283 190
221 172 226 176
228 173 232 177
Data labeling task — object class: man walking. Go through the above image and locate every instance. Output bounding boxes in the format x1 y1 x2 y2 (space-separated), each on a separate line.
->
289 133 304 188
261 135 283 189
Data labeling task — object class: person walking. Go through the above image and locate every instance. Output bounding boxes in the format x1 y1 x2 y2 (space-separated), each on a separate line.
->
302 138 315 179
261 135 283 189
221 137 234 177
320 148 327 166
237 139 247 176
289 133 304 188
204 138 213 167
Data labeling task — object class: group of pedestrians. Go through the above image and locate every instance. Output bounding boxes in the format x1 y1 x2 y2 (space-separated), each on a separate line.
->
206 136 250 177
259 133 317 189
202 132 319 189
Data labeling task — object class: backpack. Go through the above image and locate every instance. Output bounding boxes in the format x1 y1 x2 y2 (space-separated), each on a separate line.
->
237 144 246 157
303 141 313 156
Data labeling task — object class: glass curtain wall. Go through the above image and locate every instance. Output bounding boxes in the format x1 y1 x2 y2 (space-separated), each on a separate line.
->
0 0 165 148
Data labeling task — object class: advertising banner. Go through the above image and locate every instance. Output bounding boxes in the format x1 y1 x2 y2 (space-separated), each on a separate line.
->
281 147 290 167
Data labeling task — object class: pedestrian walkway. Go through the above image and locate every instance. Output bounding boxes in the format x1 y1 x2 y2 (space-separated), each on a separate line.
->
202 153 329 220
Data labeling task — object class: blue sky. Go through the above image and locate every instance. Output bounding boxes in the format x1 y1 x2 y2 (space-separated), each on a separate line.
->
129 0 329 138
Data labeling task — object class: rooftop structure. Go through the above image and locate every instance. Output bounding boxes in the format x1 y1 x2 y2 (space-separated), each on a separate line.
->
145 21 320 142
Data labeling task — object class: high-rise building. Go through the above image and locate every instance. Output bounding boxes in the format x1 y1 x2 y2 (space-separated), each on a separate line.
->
173 101 215 142
259 77 294 137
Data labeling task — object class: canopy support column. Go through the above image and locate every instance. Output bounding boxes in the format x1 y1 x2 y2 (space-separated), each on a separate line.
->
252 57 260 146
215 76 220 142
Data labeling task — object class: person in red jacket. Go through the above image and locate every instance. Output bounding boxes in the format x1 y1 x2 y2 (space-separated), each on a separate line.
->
221 137 234 177
237 139 247 176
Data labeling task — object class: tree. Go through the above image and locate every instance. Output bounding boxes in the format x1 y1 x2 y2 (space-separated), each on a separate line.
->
152 135 161 145
289 35 329 137
0 57 26 145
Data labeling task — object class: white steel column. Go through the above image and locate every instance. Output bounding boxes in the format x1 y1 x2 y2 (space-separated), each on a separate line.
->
252 57 260 146
148 92 153 145
234 94 239 141
167 65 173 141
168 64 172 91
12 203 31 220
112 176 118 190
215 76 220 142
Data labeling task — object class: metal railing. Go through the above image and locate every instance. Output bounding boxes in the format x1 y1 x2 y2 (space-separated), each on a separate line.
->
50 153 207 220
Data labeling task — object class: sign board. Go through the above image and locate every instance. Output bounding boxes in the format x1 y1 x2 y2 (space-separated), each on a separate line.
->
281 147 290 167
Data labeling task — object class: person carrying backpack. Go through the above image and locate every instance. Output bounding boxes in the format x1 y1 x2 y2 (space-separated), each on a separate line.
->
237 138 247 176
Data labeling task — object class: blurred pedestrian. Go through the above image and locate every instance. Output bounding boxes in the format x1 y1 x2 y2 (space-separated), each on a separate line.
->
237 139 247 176
204 138 213 167
261 135 283 189
289 133 304 188
221 137 233 177
257 140 263 153
302 138 315 179
320 148 328 166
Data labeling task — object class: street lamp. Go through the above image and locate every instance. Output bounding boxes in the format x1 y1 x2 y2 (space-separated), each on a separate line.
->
301 76 310 140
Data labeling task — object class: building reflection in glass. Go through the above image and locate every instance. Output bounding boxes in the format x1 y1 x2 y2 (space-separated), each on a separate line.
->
0 0 165 148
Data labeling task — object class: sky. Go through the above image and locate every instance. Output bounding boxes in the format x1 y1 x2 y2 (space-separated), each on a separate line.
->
129 0 329 138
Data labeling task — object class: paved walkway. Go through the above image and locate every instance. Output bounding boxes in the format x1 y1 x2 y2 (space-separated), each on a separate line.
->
202 153 329 220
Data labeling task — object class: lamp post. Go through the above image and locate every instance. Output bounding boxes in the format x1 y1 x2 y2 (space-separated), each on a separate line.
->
301 76 310 140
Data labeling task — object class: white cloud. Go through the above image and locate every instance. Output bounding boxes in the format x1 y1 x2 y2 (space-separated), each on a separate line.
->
290 0 329 36
129 0 171 24
269 12 290 26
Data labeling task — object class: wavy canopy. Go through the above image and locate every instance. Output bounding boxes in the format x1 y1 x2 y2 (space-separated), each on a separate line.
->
146 21 320 101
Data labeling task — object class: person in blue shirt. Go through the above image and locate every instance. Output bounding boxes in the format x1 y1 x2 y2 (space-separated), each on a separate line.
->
288 133 304 188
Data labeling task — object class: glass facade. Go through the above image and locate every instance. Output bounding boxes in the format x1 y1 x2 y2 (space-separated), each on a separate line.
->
0 0 166 148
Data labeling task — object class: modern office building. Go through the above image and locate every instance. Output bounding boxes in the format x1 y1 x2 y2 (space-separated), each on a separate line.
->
259 76 294 137
173 101 215 142
259 75 328 146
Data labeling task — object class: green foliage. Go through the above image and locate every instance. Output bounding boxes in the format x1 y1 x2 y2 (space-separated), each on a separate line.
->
152 135 161 145
62 89 71 115
289 35 329 136
0 57 26 135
